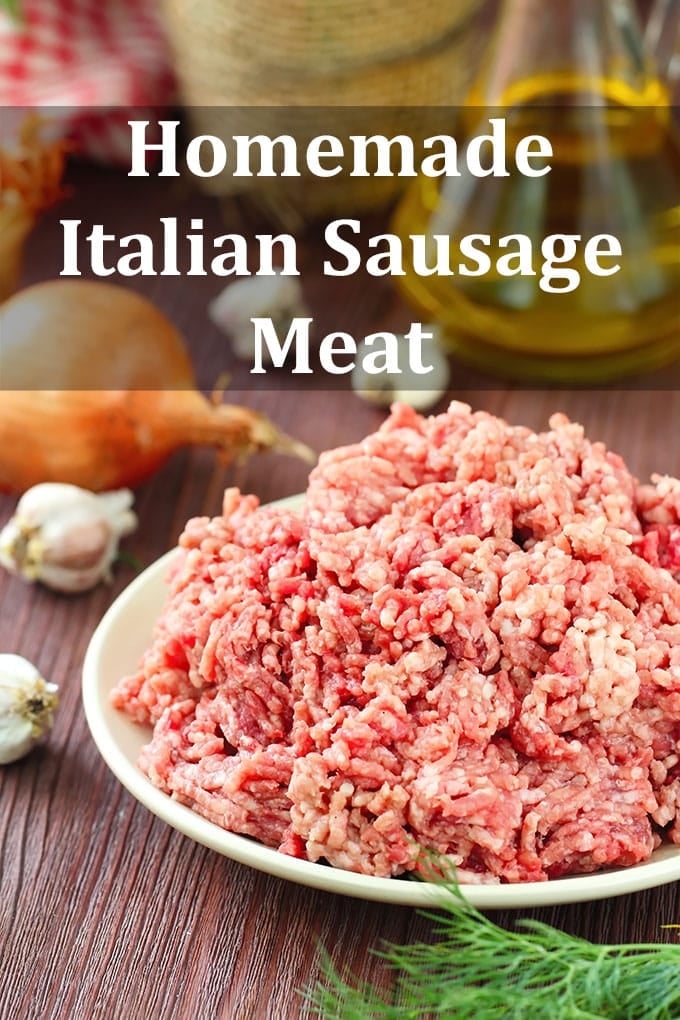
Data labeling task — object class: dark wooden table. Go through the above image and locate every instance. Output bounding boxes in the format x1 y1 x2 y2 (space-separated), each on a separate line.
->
1 158 679 1020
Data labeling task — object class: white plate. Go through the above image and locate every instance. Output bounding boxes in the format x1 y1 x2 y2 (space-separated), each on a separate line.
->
83 496 680 909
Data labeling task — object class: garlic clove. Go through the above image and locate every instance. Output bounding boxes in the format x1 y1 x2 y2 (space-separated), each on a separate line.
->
0 482 137 593
0 653 58 764
208 273 308 364
43 516 112 570
351 326 451 412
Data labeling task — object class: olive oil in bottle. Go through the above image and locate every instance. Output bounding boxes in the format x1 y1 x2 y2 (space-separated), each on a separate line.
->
392 0 680 382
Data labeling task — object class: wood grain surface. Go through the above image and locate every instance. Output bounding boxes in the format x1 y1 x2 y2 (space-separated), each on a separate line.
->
1 160 679 1020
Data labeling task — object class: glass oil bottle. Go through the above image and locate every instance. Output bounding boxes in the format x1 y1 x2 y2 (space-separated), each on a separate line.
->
392 0 680 382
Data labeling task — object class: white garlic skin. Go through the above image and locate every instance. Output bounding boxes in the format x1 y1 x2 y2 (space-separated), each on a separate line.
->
0 483 137 593
351 326 451 412
0 654 58 765
208 274 308 363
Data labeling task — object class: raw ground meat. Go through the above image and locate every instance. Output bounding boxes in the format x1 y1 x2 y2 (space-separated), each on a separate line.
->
111 402 680 883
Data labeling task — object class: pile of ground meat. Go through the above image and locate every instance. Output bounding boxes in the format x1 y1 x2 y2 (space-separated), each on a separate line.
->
112 402 680 883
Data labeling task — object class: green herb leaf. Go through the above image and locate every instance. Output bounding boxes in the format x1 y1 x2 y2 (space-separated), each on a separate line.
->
0 0 21 19
305 863 680 1020
114 549 145 574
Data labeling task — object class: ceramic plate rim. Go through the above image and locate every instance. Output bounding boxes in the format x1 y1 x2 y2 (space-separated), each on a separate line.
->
82 495 680 909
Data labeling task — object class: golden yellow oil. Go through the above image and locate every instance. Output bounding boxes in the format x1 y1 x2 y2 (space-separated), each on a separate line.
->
392 74 680 382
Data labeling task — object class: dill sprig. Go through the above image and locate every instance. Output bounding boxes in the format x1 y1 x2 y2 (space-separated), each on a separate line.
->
0 0 20 17
305 865 680 1020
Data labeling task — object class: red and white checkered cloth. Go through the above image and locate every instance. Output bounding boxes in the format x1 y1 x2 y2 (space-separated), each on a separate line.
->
0 0 175 162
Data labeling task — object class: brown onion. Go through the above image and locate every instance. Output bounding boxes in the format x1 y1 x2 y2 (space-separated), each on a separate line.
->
0 280 312 492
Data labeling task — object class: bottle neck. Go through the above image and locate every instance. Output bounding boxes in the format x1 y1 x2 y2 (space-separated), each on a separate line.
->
469 0 665 108
645 0 680 85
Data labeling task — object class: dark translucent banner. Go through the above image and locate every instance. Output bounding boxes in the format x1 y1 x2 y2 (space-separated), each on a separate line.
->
1 105 678 391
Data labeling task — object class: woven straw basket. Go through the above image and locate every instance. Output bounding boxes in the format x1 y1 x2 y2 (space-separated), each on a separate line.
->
161 0 486 220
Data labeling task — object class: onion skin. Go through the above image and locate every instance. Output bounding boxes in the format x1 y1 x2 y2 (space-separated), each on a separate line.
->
0 281 313 492
0 390 311 493
0 280 195 389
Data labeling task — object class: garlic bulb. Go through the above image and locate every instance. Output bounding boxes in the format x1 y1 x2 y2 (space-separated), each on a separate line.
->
0 654 58 764
351 326 451 411
0 483 137 593
208 273 308 363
